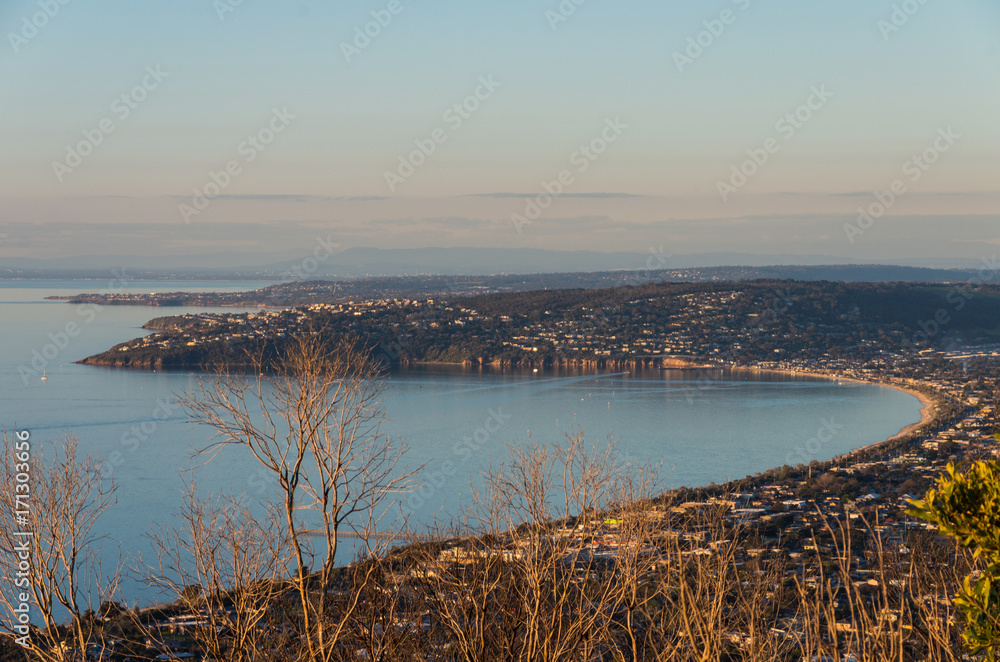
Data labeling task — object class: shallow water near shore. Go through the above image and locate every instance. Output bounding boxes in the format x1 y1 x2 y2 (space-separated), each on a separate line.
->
0 281 923 606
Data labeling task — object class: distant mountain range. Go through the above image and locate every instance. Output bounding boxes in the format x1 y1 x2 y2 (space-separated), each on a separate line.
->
659 264 981 283
52 264 988 312
0 247 990 282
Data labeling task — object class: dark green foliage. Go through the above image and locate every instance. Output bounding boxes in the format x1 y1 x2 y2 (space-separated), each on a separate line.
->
909 455 1000 659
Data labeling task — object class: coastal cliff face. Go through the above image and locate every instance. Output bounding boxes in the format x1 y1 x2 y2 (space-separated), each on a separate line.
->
78 350 198 370
78 355 162 369
80 309 717 373
457 356 710 369
80 350 710 372
77 338 266 371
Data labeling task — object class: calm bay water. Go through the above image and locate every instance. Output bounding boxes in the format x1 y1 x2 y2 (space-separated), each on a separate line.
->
0 280 922 604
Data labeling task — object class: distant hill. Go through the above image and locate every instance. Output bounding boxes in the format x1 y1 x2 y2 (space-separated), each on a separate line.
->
0 246 987 281
77 279 1000 372
256 248 869 277
2 247 860 278
662 264 977 283
50 265 985 310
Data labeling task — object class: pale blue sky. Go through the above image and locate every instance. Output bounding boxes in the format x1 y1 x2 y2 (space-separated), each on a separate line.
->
2 0 999 261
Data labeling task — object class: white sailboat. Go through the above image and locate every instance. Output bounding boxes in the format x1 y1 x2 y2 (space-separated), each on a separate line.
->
41 370 48 381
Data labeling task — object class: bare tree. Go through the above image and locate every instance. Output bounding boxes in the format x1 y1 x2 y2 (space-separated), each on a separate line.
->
180 334 417 661
341 556 434 662
416 431 660 662
145 481 291 662
0 432 122 661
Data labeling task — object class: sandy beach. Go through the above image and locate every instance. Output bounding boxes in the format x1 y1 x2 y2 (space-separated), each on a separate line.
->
884 385 936 442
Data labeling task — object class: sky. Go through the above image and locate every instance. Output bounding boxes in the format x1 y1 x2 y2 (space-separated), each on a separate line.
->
1 0 999 265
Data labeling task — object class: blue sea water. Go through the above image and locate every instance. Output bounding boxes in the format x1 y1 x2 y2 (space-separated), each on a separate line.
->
0 280 922 605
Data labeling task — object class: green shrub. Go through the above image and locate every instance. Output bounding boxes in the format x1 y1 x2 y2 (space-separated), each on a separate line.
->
908 452 1000 659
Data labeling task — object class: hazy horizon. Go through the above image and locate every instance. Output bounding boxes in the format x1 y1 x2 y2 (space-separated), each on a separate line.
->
2 1 999 265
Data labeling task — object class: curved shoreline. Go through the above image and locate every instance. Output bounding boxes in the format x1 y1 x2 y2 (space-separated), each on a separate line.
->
84 358 940 451
882 385 936 442
76 357 942 478
400 360 940 467
741 366 938 453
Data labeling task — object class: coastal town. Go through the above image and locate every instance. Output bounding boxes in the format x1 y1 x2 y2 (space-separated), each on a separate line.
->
77 279 1000 371
76 340 997 661
57 278 1000 659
